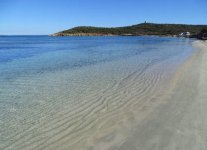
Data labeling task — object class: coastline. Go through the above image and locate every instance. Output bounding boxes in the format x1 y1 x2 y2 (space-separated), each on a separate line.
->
74 40 207 150
116 40 207 150
50 33 178 37
72 40 207 150
2 39 207 150
58 40 207 150
50 23 207 38
50 40 207 150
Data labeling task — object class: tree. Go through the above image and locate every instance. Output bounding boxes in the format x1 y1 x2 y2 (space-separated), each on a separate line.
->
198 28 207 40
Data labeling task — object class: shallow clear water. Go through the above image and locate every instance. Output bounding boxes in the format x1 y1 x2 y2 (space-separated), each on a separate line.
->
0 36 195 149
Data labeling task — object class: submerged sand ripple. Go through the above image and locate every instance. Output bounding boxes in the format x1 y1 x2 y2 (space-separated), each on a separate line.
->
1 39 204 150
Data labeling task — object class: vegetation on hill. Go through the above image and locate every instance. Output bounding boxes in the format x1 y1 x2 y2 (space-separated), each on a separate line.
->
52 23 207 37
198 28 207 40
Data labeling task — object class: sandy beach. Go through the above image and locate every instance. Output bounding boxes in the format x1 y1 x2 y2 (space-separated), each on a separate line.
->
68 40 207 150
70 40 207 150
1 0 206 149
1 39 207 150
115 40 207 150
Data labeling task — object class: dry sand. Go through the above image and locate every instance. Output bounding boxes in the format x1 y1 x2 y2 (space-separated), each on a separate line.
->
79 40 207 150
116 40 207 150
58 40 207 150
3 41 207 150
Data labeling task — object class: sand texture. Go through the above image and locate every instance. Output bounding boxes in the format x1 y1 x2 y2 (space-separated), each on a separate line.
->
117 41 207 150
1 40 207 150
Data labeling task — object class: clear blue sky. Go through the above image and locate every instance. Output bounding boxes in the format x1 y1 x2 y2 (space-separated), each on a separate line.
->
0 0 206 35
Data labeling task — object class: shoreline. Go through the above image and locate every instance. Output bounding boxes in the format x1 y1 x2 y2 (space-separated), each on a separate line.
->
2 39 206 150
56 40 207 150
50 22 207 38
64 40 207 149
50 33 180 38
47 40 206 150
117 40 207 149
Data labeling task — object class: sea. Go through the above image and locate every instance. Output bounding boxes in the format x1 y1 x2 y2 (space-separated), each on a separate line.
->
0 36 195 149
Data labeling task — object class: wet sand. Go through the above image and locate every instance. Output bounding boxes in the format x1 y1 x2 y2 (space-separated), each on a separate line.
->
71 40 207 150
116 40 207 150
2 40 207 150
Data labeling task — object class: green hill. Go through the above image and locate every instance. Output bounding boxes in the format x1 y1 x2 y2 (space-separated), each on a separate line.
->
52 23 207 37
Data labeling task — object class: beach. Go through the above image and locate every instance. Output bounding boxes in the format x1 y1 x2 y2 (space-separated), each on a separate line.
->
116 40 207 150
69 40 207 150
1 37 207 150
1 0 207 149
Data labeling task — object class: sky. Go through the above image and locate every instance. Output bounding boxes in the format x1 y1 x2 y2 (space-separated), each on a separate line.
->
0 0 206 35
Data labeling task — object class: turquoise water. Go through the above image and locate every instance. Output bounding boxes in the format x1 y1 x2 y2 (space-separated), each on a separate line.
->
0 36 194 149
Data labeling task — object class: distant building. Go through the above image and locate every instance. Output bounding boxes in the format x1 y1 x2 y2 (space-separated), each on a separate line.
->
179 32 191 38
